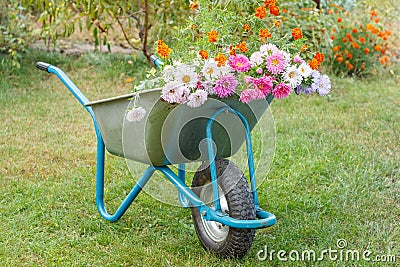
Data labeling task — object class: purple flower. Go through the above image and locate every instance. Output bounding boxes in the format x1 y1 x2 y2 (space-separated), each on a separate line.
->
273 82 291 99
228 54 251 72
311 74 331 96
214 75 238 98
295 85 314 95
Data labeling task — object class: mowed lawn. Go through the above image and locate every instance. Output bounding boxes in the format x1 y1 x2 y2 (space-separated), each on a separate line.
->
1 51 399 266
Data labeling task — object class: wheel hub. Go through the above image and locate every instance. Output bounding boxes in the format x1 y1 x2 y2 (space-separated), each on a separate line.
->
199 183 229 242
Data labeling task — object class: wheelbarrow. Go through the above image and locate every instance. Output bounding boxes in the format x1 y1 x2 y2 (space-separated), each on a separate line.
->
36 60 276 259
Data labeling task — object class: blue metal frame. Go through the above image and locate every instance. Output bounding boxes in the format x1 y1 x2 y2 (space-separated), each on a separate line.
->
42 64 276 228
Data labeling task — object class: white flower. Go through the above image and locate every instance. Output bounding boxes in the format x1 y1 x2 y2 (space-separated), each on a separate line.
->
174 64 198 86
161 82 190 104
283 65 303 88
187 89 208 108
202 59 220 80
298 62 312 78
250 51 264 67
201 80 216 95
260 43 278 56
162 65 175 83
126 107 146 122
311 74 331 96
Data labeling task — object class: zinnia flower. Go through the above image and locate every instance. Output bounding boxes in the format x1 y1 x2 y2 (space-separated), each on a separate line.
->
126 107 146 122
266 51 286 74
228 54 251 72
272 82 291 99
214 75 238 98
187 89 208 108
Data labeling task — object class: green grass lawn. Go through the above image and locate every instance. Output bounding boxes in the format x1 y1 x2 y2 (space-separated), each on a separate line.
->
1 50 399 266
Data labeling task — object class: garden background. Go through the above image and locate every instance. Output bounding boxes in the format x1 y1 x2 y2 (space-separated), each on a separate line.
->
1 0 399 266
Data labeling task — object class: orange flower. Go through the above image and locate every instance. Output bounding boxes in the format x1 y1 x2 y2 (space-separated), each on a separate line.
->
308 58 320 70
199 50 208 59
331 35 335 40
229 46 237 56
346 53 353 59
255 6 267 19
315 52 325 63
264 0 276 8
337 17 342 23
207 30 218 42
346 62 354 70
259 28 272 41
375 44 381 51
352 42 360 49
358 37 366 43
342 38 347 43
337 56 344 63
214 53 228 67
332 27 337 32
300 44 309 52
352 28 358 33
364 48 370 55
328 9 333 15
190 1 199 10
269 5 280 16
242 24 251 31
333 46 341 52
273 20 281 28
361 62 366 70
370 10 377 17
374 18 379 23
236 42 248 53
157 40 172 58
292 28 303 40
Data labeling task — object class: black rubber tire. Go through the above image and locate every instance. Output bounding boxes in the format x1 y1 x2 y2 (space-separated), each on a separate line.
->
191 159 256 259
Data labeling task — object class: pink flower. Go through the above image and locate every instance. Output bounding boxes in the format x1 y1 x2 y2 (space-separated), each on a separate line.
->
293 54 304 63
214 75 238 98
266 51 286 74
272 82 291 99
228 54 251 72
239 89 265 103
161 82 190 103
256 68 263 74
253 76 274 95
244 76 254 84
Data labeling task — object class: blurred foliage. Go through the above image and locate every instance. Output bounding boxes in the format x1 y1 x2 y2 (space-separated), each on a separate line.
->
0 0 31 71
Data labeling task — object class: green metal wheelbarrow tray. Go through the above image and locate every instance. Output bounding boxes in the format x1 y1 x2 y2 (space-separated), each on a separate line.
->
36 61 276 258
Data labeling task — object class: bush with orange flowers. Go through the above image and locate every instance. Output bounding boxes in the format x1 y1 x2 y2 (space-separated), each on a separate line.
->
325 3 394 76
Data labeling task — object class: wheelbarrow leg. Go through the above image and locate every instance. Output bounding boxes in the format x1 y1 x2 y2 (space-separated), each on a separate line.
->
95 134 155 222
177 163 190 208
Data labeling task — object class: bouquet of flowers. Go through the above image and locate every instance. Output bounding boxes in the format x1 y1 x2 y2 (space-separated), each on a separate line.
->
127 0 331 122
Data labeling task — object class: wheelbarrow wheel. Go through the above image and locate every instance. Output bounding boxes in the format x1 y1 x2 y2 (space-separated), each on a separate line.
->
191 158 256 259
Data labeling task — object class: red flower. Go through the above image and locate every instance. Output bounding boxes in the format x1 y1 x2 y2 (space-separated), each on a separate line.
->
269 5 280 16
